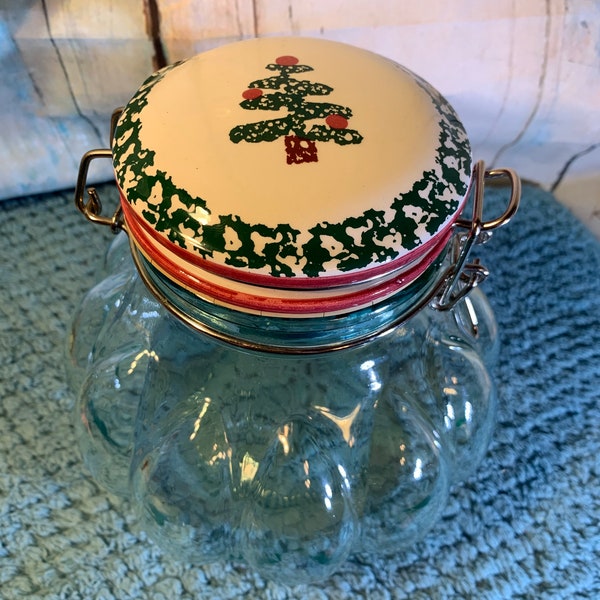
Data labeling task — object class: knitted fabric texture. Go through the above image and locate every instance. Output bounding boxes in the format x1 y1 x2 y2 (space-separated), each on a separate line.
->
0 183 599 599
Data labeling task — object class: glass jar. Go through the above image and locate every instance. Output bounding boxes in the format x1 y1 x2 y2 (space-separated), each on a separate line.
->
68 37 520 584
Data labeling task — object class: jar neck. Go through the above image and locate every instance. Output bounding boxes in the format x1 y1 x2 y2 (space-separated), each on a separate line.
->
131 244 449 354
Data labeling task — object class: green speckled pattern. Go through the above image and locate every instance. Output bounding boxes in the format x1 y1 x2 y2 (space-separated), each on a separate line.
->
112 42 471 279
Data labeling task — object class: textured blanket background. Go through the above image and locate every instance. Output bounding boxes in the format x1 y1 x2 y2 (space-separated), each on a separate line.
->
0 183 599 599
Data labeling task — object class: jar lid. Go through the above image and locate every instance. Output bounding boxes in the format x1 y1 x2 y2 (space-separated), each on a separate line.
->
113 37 472 316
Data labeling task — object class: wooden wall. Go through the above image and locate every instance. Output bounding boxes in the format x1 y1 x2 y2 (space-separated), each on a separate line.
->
1 0 599 231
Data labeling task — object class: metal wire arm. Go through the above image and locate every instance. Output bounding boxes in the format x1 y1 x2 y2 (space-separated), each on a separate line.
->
74 108 125 232
432 160 521 311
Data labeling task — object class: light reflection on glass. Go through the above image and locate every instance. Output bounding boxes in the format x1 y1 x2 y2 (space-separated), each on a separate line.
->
240 451 259 483
360 359 382 391
446 403 455 420
208 449 227 466
189 397 212 441
464 400 473 423
141 311 160 319
399 442 406 467
277 423 292 455
304 459 311 489
127 349 159 375
413 458 423 481
337 464 350 491
323 483 333 511
314 404 361 447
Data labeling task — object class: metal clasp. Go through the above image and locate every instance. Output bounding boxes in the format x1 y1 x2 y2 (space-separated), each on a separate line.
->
74 108 125 232
432 160 521 311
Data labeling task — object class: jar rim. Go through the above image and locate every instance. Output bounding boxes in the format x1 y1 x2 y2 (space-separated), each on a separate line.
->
129 236 452 354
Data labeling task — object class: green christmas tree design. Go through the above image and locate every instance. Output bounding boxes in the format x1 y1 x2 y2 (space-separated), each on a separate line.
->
229 55 363 164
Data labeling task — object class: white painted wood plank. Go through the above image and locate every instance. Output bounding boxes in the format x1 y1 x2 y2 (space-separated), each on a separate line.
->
12 0 153 117
0 0 598 238
253 0 549 33
41 0 148 39
157 0 256 61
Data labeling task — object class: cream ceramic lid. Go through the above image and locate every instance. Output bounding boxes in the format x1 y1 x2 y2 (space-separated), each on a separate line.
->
113 37 471 313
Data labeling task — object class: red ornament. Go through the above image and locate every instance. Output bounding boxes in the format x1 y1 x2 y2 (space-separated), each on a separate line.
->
275 55 299 66
325 114 349 129
242 88 263 100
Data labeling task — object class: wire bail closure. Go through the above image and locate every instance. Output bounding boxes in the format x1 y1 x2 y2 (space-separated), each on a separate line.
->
74 125 520 353
432 160 521 311
74 109 124 233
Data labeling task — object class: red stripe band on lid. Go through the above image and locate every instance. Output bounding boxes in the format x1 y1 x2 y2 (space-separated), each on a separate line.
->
123 199 451 317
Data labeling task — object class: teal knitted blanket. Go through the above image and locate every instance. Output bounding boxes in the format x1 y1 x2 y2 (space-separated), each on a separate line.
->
1 183 599 599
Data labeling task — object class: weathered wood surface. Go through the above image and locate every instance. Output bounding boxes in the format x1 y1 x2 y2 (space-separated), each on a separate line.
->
1 0 598 234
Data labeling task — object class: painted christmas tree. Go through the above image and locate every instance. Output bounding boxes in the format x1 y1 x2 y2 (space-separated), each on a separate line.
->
229 55 363 164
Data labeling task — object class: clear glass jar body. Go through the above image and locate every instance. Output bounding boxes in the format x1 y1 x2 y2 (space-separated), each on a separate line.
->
67 233 498 584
